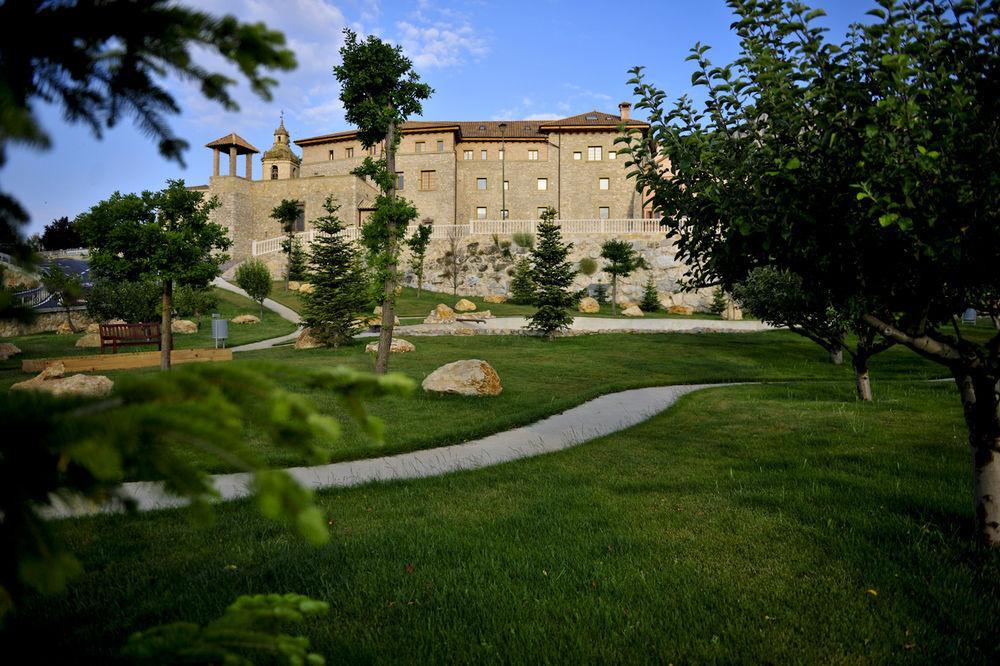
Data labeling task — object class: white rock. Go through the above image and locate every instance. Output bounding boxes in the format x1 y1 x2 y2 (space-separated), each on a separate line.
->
422 359 502 396
365 338 415 354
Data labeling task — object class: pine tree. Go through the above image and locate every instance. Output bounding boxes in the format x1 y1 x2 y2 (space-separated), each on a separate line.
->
508 258 536 304
709 287 728 315
593 280 609 305
527 208 576 338
405 219 433 296
302 196 369 346
286 237 308 282
640 275 660 311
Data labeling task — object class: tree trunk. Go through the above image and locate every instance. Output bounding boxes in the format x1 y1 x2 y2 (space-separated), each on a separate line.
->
852 352 873 402
829 348 844 365
417 264 422 297
160 280 173 371
955 370 1000 546
375 119 397 376
611 277 618 316
63 304 77 333
285 232 293 292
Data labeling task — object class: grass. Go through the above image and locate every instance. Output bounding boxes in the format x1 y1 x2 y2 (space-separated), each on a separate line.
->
7 380 998 663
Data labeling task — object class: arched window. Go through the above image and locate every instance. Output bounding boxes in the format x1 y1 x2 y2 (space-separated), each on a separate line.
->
270 165 278 180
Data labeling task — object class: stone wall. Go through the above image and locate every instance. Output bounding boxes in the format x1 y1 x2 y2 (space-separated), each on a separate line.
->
0 310 92 338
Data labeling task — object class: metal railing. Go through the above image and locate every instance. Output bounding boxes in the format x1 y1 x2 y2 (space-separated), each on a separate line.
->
14 284 50 308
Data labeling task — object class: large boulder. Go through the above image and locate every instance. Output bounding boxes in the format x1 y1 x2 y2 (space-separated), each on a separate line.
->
371 306 401 327
483 294 507 304
85 322 101 334
0 342 22 361
365 338 415 354
617 301 637 311
55 322 76 335
578 297 600 313
668 305 694 315
422 359 502 396
75 332 102 348
454 298 477 312
477 310 493 319
287 281 301 291
297 283 314 294
293 327 324 349
424 303 456 325
171 319 198 334
231 314 261 325
622 305 644 317
10 362 113 398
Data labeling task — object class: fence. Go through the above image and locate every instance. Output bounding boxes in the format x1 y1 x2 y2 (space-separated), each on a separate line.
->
250 218 663 257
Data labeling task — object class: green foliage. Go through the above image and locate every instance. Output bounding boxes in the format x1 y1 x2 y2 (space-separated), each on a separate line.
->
234 259 272 318
709 287 728 316
507 258 536 305
439 238 479 296
0 361 413 619
511 232 535 250
406 219 434 295
0 0 295 274
172 285 219 317
527 208 576 337
0 264 35 325
600 239 647 315
39 217 81 251
578 257 598 277
640 276 660 312
86 279 160 323
303 196 369 346
287 237 309 282
272 200 302 289
124 593 329 665
40 261 83 330
593 281 609 305
359 195 419 302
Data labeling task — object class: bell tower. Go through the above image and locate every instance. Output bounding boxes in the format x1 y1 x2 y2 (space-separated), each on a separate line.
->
261 114 301 180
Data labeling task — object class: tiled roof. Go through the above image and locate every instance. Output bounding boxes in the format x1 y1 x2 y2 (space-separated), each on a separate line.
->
205 132 259 154
537 110 647 129
457 120 545 139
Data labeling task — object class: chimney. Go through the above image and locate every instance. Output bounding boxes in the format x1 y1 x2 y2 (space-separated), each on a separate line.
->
619 101 631 121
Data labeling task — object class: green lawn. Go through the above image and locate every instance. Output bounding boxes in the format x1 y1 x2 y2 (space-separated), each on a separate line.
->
6 380 998 663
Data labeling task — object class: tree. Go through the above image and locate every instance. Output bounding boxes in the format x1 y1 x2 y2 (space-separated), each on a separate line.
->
709 288 728 317
439 234 479 296
640 275 660 312
234 259 272 320
621 0 1000 543
286 236 308 282
77 180 231 371
334 28 433 375
302 196 370 347
406 219 434 296
600 239 647 315
508 258 536 305
0 0 295 272
39 217 82 251
527 208 577 338
578 257 598 278
40 262 84 332
271 199 300 291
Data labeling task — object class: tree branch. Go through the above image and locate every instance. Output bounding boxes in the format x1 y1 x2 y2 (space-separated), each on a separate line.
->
863 313 964 363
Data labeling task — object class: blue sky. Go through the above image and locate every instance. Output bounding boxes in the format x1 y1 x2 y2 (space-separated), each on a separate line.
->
6 0 877 235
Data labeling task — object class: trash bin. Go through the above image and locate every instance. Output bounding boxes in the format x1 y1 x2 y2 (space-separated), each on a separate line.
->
211 313 229 348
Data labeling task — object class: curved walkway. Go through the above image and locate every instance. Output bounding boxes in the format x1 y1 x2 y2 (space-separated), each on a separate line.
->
212 277 302 351
395 316 773 336
44 382 739 519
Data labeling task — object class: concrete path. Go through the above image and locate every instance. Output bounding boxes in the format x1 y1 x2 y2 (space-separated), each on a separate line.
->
484 316 773 333
43 382 736 519
212 277 303 352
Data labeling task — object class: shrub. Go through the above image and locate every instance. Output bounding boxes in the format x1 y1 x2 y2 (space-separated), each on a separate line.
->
511 232 535 250
527 207 577 338
285 236 309 282
594 281 609 305
234 259 272 318
709 287 728 315
172 285 219 317
86 279 161 323
640 276 660 311
508 258 536 304
578 257 598 277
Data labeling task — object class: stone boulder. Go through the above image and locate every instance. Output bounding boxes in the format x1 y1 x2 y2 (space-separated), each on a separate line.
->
287 281 301 291
424 303 456 325
75 332 102 348
365 338 415 354
477 310 494 319
668 305 694 315
85 322 101 334
454 298 477 312
294 327 324 349
622 305 644 317
297 283 314 294
617 301 637 311
422 359 502 396
578 297 600 313
56 322 76 335
483 294 507 304
10 362 114 398
0 342 21 361
231 314 261 325
171 319 198 334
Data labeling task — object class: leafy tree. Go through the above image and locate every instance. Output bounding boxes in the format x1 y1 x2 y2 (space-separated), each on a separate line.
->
86 279 161 323
406 219 434 296
286 235 309 282
302 197 370 347
0 265 34 325
600 239 647 315
0 361 413 621
234 259 272 319
171 284 218 318
709 288 728 317
621 0 1000 542
640 275 660 312
334 28 433 374
527 208 576 338
77 180 231 371
578 257 598 277
508 258 536 305
439 235 479 296
0 0 295 272
40 262 84 332
39 217 82 251
271 200 301 291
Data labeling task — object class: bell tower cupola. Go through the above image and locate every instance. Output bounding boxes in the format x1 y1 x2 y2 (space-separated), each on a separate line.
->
261 114 301 180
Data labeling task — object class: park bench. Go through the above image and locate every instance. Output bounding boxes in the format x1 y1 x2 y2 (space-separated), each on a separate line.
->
99 322 162 353
456 316 487 324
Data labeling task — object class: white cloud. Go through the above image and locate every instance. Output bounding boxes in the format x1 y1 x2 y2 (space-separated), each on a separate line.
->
394 2 489 70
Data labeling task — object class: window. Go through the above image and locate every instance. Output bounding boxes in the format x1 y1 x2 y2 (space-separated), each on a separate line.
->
537 178 548 191
345 147 354 158
415 141 425 153
481 149 488 160
437 140 445 153
501 209 509 219
270 165 278 180
537 207 547 217
599 207 610 219
588 146 603 161
609 151 617 160
464 150 473 160
527 149 538 161
599 177 610 190
503 180 509 191
499 149 504 161
573 151 582 160
294 204 306 231
476 207 488 219
396 172 405 190
477 177 487 190
328 149 335 160
419 170 436 191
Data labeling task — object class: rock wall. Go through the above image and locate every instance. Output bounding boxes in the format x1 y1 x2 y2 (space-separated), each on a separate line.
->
0 311 92 338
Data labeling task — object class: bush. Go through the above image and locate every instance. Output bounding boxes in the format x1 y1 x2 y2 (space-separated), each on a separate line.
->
594 281 609 305
508 258 536 304
234 259 272 318
640 276 660 311
86 279 161 323
578 257 598 276
511 232 535 250
285 236 308 282
709 287 728 315
172 285 219 317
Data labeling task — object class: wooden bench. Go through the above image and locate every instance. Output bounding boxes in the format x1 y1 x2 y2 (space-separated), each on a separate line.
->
99 322 162 353
456 316 487 324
